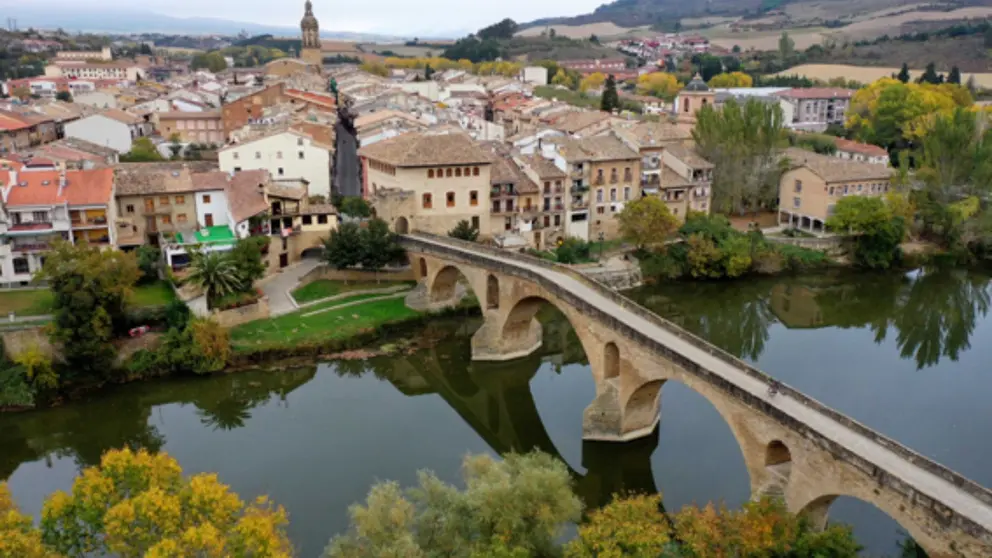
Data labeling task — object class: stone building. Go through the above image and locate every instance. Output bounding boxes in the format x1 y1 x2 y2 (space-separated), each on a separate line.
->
673 74 715 131
360 132 494 237
300 0 323 67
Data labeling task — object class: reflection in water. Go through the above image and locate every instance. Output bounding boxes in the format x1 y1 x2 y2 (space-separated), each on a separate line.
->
634 268 992 370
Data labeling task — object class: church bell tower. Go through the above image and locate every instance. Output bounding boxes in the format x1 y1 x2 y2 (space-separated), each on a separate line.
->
300 0 323 66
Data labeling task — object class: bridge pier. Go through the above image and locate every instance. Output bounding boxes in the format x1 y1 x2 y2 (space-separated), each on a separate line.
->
471 312 542 361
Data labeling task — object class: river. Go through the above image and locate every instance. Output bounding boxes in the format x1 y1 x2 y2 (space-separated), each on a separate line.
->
3 267 992 557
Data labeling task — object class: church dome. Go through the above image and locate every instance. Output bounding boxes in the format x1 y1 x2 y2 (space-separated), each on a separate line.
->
684 73 710 92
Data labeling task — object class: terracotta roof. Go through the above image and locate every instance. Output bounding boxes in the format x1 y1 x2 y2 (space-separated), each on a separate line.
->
0 168 112 207
267 180 307 200
490 157 539 194
99 108 143 125
554 135 639 162
354 110 425 130
301 203 337 215
227 170 272 222
613 121 691 147
358 132 493 167
549 111 611 134
156 110 222 120
658 167 692 189
834 138 888 158
285 89 336 109
519 154 566 179
114 162 218 196
776 88 854 100
782 148 894 183
0 111 35 132
665 144 713 169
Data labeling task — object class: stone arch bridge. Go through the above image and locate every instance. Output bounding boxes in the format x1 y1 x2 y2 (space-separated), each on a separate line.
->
401 232 992 558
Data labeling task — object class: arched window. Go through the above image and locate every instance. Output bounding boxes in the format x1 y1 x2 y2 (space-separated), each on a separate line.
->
683 98 690 113
422 193 432 209
455 168 462 177
428 169 435 178
464 167 471 176
446 168 453 177
473 167 479 176
437 168 443 177
446 192 456 207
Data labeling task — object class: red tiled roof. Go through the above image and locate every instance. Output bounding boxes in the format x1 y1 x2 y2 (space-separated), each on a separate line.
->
0 111 34 132
0 167 113 207
62 168 114 206
834 137 888 157
285 89 336 109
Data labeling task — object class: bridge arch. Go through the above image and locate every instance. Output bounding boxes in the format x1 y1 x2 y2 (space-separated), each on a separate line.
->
486 274 500 310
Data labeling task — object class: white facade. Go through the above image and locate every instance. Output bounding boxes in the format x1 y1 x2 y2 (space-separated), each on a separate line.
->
63 114 134 153
520 66 549 86
836 149 890 166
397 81 441 102
73 91 118 109
3 204 71 285
219 132 332 197
194 189 231 228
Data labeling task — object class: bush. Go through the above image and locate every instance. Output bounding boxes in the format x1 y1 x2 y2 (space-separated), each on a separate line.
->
777 244 830 271
0 364 34 408
556 238 592 264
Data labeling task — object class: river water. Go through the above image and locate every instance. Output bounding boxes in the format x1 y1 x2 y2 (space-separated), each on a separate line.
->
3 267 991 557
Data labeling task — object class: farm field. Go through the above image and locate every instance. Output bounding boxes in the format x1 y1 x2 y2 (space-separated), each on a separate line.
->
515 22 646 39
776 64 992 88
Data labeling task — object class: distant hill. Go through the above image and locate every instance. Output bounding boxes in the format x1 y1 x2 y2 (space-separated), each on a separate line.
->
0 4 410 41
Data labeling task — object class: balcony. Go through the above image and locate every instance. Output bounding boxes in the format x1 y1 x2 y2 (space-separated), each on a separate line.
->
593 178 604 186
11 242 51 253
570 167 584 178
570 184 588 194
571 199 588 210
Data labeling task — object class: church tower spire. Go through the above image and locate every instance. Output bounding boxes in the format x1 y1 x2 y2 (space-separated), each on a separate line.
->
300 0 323 67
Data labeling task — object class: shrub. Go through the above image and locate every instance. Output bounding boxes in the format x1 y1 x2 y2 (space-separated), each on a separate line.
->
0 365 34 408
556 238 592 264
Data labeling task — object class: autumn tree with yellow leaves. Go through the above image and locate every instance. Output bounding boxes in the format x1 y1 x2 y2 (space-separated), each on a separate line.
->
708 71 753 88
0 448 293 558
580 72 607 93
636 72 682 99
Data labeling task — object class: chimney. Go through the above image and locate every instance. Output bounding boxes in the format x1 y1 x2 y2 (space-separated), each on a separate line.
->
9 170 17 185
59 171 66 188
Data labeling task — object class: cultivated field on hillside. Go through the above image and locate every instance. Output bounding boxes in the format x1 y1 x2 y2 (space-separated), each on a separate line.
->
809 35 991 72
361 44 437 57
516 22 644 39
836 6 992 39
777 63 992 87
705 28 829 51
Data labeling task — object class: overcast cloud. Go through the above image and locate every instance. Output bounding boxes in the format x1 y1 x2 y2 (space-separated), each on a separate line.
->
25 0 604 36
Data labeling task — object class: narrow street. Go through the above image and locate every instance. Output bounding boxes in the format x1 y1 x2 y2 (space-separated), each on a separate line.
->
334 120 360 197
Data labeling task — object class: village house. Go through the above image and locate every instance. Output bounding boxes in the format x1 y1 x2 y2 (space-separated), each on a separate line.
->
154 111 224 145
64 109 152 154
218 128 334 198
0 110 58 153
775 88 854 132
778 148 895 233
833 137 890 165
517 154 569 249
656 144 713 219
360 131 494 236
485 145 541 244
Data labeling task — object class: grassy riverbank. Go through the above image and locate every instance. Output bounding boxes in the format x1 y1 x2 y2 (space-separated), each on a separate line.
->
291 279 415 304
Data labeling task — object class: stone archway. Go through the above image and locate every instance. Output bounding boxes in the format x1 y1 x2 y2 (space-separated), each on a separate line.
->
417 257 428 280
300 246 323 259
797 494 939 557
603 342 620 380
763 440 793 497
430 265 467 303
395 216 409 234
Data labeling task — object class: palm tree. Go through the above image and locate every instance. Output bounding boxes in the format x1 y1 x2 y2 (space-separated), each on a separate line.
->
185 252 241 307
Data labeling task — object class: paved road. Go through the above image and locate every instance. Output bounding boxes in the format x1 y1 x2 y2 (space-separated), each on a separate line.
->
259 259 322 316
334 121 360 197
409 234 992 534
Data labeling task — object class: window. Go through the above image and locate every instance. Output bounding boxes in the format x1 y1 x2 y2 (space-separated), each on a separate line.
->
492 200 500 213
234 167 241 172
470 190 479 206
446 192 455 208
162 215 172 225
455 168 462 177
857 184 863 192
175 195 185 204
233 152 239 160
471 216 479 229
554 215 560 226
794 180 802 193
422 193 432 209
32 211 47 222
203 194 212 203
428 169 435 178
126 204 135 214
276 151 283 159
596 189 604 203
843 185 849 194
473 167 479 176
298 151 305 159
610 168 618 183
828 186 834 196
793 197 801 208
318 214 328 224
597 207 605 214
255 151 261 159
297 137 304 146
436 168 443 177
302 215 313 225
13 258 29 275
610 188 617 201
544 215 550 227
144 198 155 211
623 187 630 200
159 196 170 205
506 199 514 212
177 213 187 223
464 167 470 176
544 181 550 194
278 168 284 176
446 168 452 177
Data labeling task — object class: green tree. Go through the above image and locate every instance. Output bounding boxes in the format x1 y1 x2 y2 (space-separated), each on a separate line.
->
693 98 786 214
185 251 242 307
565 494 673 558
947 65 962 85
120 137 164 163
54 90 72 102
778 31 795 63
324 452 582 557
0 483 54 557
227 236 269 291
448 219 480 241
360 218 404 278
39 448 291 557
600 74 620 113
135 245 161 284
556 237 592 264
37 241 140 381
167 132 183 159
424 63 435 79
897 63 910 83
827 196 904 269
323 221 363 271
340 196 372 218
618 196 678 249
917 62 943 84
190 51 228 72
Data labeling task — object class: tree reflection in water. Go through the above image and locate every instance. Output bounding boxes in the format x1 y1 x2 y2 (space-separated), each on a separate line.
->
633 268 992 370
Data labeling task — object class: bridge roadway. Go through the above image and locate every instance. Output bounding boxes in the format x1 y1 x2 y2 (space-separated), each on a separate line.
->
404 233 992 547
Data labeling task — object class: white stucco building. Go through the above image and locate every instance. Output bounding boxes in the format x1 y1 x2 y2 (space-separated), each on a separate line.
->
218 130 333 197
63 109 150 154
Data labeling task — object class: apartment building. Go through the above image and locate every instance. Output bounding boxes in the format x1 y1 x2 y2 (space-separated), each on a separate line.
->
487 153 540 242
517 154 568 249
0 166 115 284
64 109 152 154
0 110 58 153
154 111 224 145
657 144 713 219
221 83 288 139
250 178 338 269
218 129 333 197
613 121 692 194
360 132 494 236
778 148 895 233
775 88 854 133
45 61 142 81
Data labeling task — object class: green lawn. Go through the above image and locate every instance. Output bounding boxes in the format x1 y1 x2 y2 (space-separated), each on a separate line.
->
0 289 54 316
301 292 401 314
291 279 414 304
130 281 178 307
230 297 420 350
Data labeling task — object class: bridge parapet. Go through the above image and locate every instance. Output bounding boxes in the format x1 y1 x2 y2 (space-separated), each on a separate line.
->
401 232 992 555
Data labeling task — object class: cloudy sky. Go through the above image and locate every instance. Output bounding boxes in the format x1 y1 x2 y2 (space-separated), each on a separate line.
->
25 0 606 36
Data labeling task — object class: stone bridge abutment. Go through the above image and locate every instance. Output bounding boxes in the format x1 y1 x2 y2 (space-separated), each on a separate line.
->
404 235 992 557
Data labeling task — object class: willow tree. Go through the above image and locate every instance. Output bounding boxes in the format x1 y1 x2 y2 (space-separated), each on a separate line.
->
692 98 786 215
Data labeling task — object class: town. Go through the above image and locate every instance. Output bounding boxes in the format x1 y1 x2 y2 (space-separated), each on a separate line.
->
0 1 991 557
